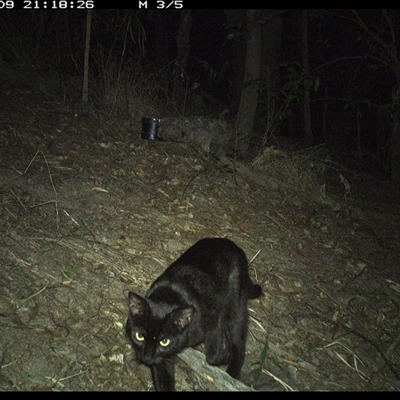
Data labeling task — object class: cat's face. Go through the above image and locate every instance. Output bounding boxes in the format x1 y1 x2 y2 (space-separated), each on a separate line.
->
126 292 194 365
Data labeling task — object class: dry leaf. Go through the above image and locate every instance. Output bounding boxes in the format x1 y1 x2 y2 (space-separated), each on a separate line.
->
44 327 55 339
12 313 25 327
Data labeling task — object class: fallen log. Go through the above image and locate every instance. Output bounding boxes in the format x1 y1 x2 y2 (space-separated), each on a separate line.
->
178 348 254 391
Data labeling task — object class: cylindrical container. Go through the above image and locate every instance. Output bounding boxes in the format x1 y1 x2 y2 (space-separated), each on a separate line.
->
141 118 163 141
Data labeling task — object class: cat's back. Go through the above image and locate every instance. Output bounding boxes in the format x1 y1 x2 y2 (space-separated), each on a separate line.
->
166 237 245 274
149 238 251 298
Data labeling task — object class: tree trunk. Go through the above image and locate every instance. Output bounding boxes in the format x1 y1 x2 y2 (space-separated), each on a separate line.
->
172 10 192 110
82 9 92 103
235 9 262 156
391 99 400 195
149 11 169 64
224 10 247 116
259 10 283 147
302 9 313 147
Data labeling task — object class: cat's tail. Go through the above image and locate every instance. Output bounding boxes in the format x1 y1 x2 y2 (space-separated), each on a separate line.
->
247 280 262 299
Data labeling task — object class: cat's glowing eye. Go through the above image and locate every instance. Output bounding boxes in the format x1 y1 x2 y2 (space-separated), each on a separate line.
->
159 338 170 347
135 332 145 341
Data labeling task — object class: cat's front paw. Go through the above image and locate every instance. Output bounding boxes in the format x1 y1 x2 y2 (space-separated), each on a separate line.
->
206 348 230 366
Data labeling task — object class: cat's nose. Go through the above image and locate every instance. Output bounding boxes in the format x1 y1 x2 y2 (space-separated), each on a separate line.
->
142 345 157 365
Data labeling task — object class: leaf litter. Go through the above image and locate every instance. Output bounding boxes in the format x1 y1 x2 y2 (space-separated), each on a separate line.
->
0 78 399 391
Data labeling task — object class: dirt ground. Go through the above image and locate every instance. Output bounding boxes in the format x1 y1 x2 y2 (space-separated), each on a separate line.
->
0 68 399 391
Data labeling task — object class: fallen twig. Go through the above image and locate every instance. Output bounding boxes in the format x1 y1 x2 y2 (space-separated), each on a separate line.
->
300 311 400 381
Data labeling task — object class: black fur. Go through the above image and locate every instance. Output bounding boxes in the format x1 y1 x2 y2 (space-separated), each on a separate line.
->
126 238 262 391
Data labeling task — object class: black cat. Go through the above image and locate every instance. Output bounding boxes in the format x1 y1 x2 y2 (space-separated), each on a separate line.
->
126 238 262 391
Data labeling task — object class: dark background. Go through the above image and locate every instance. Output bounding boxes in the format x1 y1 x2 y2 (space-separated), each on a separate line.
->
0 9 398 178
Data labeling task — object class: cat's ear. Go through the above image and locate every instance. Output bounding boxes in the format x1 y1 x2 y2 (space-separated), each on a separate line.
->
170 306 194 328
128 292 148 316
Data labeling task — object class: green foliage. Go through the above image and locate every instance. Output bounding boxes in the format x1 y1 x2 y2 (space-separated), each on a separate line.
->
199 59 232 87
344 99 365 119
279 61 321 120
252 335 269 388
60 269 71 282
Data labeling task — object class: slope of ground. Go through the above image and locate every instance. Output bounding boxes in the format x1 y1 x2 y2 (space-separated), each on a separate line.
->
0 72 399 391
